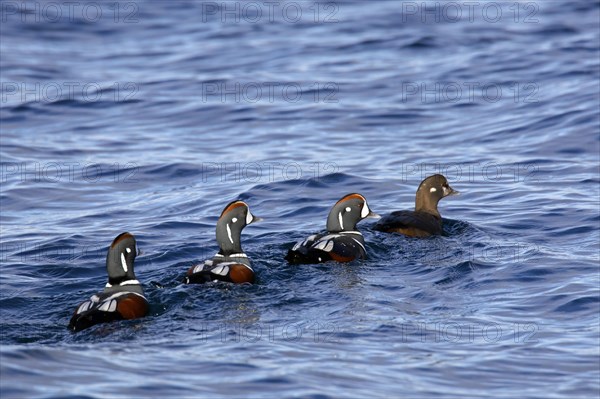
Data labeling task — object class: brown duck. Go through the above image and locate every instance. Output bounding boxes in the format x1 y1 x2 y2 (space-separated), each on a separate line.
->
373 174 459 237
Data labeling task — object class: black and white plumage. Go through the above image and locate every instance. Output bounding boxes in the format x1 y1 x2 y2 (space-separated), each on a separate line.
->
184 200 260 284
285 193 379 264
68 232 149 332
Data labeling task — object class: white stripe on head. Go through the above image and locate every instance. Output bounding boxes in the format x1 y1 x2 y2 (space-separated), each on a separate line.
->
246 209 253 225
120 253 128 272
226 224 234 244
338 212 344 230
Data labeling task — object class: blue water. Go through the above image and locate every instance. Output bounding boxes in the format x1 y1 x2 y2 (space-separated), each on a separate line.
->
1 1 599 398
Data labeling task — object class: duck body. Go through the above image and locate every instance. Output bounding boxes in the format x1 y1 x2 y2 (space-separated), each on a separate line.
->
372 210 442 237
184 200 259 285
286 193 378 264
185 253 254 284
373 174 458 237
285 231 367 264
68 232 149 332
68 284 149 332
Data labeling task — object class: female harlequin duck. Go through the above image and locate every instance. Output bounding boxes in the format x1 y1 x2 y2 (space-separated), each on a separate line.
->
373 174 459 237
285 193 379 264
184 200 261 284
68 232 149 332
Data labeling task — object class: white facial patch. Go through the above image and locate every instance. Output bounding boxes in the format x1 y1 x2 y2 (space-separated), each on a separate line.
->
361 203 370 218
430 187 437 193
226 224 234 244
345 207 351 212
246 210 253 225
232 217 238 223
442 186 449 195
120 253 128 272
126 247 131 253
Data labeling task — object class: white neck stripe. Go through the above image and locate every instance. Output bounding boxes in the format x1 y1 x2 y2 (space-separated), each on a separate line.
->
229 253 248 258
214 252 247 258
340 230 362 235
105 279 140 288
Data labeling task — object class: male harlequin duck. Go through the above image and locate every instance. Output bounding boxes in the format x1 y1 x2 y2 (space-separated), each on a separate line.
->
184 200 261 284
68 232 149 332
373 174 459 237
285 193 379 264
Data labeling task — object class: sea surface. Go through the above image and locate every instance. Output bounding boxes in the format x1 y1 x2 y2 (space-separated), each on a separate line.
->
1 1 599 398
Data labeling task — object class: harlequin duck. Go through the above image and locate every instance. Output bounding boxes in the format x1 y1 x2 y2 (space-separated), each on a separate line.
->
285 193 379 264
373 174 459 237
68 232 149 332
184 200 261 284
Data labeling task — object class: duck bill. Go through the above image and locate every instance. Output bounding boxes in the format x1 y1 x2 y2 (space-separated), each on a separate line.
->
250 216 263 223
367 211 381 219
445 186 460 197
